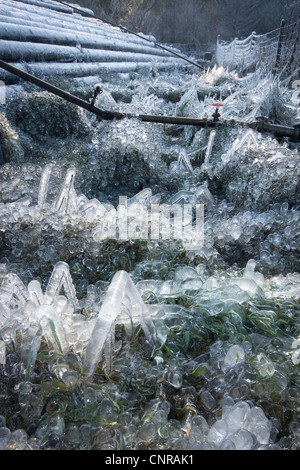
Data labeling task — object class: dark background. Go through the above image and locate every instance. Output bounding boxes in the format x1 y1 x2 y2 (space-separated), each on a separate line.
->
77 0 300 47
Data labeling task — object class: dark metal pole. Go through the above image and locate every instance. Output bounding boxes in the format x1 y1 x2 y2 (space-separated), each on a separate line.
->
0 60 299 140
136 113 217 127
0 59 119 121
274 19 286 72
0 60 212 127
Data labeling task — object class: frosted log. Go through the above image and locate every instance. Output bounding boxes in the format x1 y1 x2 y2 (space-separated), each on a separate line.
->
15 0 74 14
0 9 159 53
0 13 164 53
0 61 180 81
0 41 178 64
0 0 159 50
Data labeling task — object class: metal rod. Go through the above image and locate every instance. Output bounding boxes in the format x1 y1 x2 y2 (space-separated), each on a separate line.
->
0 60 212 126
0 59 119 120
274 19 286 72
0 60 298 140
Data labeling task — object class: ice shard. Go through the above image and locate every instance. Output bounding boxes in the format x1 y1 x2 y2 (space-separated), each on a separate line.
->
238 129 259 150
45 261 79 311
82 270 157 378
0 273 29 307
79 198 108 219
53 168 77 214
178 149 194 175
227 129 259 159
127 188 153 207
194 184 215 208
28 279 44 306
169 190 194 205
204 130 216 164
37 163 53 208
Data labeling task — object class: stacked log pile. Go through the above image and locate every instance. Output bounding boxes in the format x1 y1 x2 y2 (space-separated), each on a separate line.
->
0 0 189 83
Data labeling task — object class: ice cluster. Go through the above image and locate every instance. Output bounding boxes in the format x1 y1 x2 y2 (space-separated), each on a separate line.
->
188 398 278 450
0 63 299 450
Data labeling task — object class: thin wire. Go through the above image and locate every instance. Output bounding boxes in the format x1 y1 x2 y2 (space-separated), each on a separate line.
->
217 17 300 72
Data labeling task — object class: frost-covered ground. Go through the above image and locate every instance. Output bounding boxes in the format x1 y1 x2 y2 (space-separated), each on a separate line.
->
0 63 299 450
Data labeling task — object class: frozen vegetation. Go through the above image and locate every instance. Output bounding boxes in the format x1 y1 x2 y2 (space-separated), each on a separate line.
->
0 7 300 450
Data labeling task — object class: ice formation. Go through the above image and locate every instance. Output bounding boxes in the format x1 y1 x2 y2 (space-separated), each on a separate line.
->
82 270 157 378
0 262 161 380
0 4 299 448
221 128 259 162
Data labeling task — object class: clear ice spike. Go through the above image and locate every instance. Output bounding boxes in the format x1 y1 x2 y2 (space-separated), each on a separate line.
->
28 280 44 307
24 325 43 380
127 188 153 207
204 130 216 164
194 185 215 208
79 198 108 218
37 163 53 208
178 150 194 175
45 261 80 311
238 129 259 150
229 129 259 158
0 273 29 306
169 190 194 205
39 310 68 354
82 270 156 379
53 168 77 214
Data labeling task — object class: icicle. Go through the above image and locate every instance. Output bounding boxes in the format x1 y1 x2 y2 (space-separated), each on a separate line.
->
45 261 79 311
204 130 216 164
104 324 115 373
37 163 53 208
127 188 153 207
0 340 6 365
0 273 29 306
28 280 44 307
79 198 108 219
82 270 156 379
53 168 77 214
169 190 194 205
178 149 194 175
